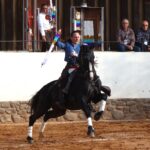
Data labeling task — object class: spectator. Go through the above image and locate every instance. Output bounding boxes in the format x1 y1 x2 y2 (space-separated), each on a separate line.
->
37 3 53 52
135 20 150 52
27 7 33 52
116 19 140 52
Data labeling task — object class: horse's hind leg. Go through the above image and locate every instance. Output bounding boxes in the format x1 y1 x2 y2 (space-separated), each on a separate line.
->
38 109 66 138
39 116 47 139
27 112 45 144
44 109 66 122
27 114 37 144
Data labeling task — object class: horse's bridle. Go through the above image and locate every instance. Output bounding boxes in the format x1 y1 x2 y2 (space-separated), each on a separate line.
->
79 49 95 81
89 62 94 80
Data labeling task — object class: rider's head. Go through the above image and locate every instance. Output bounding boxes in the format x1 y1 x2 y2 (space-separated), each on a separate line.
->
71 30 81 44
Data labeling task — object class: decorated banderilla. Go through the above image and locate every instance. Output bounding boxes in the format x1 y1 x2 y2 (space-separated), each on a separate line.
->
41 29 62 67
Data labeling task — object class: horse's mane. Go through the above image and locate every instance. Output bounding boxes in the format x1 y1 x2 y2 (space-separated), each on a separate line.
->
78 45 97 77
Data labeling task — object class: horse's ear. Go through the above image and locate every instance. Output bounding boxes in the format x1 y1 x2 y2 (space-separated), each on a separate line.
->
89 45 95 50
80 44 89 52
81 43 95 50
89 42 101 50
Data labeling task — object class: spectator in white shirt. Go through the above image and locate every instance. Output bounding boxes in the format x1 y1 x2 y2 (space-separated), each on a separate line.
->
37 4 53 52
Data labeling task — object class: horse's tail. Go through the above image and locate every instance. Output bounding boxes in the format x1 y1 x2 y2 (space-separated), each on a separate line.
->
29 80 57 114
29 89 42 114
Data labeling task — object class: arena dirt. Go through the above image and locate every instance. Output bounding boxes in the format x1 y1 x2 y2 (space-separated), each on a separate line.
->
0 121 149 150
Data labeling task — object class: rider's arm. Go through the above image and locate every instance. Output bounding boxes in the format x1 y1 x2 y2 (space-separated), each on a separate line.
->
56 40 66 49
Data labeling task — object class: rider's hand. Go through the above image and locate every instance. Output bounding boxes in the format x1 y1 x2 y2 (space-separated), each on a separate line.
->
71 51 78 57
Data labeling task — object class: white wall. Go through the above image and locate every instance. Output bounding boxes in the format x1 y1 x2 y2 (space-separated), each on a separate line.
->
0 51 150 101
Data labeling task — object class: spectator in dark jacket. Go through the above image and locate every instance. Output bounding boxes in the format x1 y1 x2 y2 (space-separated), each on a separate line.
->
135 20 150 52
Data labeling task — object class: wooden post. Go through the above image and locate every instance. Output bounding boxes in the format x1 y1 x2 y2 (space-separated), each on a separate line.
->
139 0 143 23
57 0 62 30
23 0 25 50
13 0 16 50
33 0 37 51
101 7 104 51
105 0 110 50
132 0 143 29
116 0 120 30
1 0 6 50
127 0 132 26
95 0 99 7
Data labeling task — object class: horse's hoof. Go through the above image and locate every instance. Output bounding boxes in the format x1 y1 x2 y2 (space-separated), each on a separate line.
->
87 126 95 138
39 132 44 139
94 111 103 121
90 131 95 138
27 136 34 144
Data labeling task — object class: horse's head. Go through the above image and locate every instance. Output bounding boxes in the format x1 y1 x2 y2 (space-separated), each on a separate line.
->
78 44 96 80
78 44 95 64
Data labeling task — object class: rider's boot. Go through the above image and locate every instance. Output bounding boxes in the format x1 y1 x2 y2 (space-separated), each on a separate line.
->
62 78 72 94
62 71 76 94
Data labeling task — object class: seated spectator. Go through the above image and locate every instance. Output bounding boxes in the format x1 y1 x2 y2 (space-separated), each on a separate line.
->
116 19 140 52
135 20 150 52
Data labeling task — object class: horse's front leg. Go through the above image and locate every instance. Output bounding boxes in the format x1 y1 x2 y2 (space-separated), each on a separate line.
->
94 93 107 121
81 98 95 138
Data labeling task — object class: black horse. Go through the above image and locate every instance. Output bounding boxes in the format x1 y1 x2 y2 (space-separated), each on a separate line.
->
27 45 111 144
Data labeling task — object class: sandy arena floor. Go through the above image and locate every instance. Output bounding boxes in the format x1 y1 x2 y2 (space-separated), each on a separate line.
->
0 120 149 150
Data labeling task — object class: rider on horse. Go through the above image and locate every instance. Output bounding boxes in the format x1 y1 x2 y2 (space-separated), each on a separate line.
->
56 30 81 94
56 30 110 110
